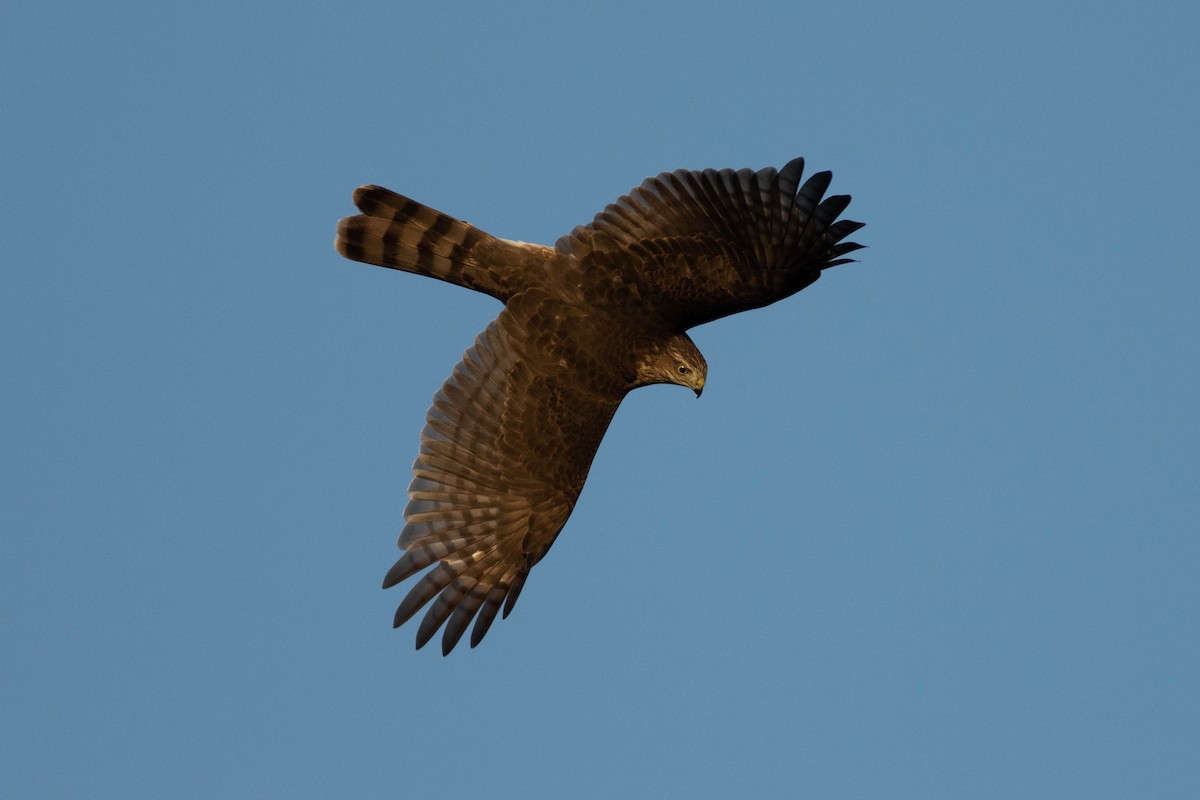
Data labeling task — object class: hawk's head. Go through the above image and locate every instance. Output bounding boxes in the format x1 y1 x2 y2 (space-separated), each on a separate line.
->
633 333 708 397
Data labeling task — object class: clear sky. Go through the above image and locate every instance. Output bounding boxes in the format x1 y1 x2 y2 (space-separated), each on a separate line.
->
3 1 1198 798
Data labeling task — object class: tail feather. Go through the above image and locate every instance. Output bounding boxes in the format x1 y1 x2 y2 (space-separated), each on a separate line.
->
336 185 552 301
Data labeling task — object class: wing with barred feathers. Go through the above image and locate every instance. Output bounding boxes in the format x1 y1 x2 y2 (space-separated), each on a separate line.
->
383 291 621 654
557 158 864 329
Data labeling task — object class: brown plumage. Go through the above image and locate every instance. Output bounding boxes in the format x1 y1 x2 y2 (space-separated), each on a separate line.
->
335 157 864 654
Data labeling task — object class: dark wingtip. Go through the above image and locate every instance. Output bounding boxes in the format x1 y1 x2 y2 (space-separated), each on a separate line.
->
779 156 805 179
818 194 852 218
502 571 528 619
834 219 866 236
414 624 436 652
382 558 406 590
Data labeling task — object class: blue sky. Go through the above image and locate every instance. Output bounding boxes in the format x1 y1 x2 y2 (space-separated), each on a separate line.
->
3 1 1198 797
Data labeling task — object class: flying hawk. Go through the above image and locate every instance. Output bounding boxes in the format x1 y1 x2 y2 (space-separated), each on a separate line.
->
336 158 864 654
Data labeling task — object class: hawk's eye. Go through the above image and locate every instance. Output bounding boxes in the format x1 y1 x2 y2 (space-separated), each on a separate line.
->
677 365 690 375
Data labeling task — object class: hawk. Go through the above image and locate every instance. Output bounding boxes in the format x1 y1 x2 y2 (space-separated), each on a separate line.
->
336 157 864 654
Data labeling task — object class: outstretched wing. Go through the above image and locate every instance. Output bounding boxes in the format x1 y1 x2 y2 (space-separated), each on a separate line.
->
384 291 621 654
557 158 864 329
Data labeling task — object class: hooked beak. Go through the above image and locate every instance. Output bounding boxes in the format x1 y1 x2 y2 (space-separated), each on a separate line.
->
693 377 705 398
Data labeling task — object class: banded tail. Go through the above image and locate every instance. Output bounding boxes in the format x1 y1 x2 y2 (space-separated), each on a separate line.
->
336 185 553 301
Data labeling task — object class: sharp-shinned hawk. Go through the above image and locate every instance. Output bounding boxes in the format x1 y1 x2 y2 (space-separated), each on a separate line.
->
336 157 864 654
